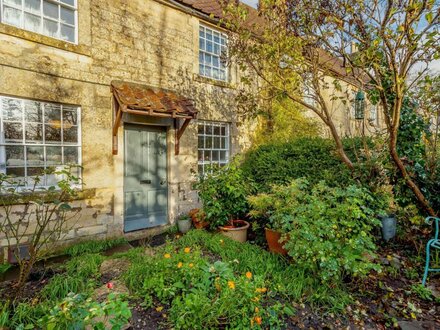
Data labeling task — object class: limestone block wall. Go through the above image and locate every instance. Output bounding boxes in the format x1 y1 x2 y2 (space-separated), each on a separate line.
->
0 0 254 256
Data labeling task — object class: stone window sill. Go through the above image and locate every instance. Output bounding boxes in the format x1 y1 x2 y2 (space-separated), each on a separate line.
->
193 74 235 89
0 188 96 206
0 24 91 57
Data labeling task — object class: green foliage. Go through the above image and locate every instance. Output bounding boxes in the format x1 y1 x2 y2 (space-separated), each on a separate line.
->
40 274 95 301
410 284 434 302
195 159 251 228
64 238 128 257
7 300 51 329
0 301 9 328
0 263 11 275
39 292 131 330
65 253 104 279
253 97 320 145
251 179 382 284
241 138 353 192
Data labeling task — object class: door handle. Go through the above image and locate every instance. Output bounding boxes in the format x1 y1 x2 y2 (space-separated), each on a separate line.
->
140 179 152 184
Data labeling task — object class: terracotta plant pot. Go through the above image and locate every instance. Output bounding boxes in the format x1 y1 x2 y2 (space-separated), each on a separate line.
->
188 208 209 229
265 228 288 255
219 220 250 243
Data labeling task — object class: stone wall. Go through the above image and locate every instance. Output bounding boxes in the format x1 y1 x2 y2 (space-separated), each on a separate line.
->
0 0 253 257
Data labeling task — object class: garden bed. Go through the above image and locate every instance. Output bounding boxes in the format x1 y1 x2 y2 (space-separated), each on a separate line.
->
1 231 439 329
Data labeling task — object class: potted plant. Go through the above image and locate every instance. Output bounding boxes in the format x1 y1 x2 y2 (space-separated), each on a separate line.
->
195 159 251 243
177 214 192 234
188 208 209 229
247 181 307 254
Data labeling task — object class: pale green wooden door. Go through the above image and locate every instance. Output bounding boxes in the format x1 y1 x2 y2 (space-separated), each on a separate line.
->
124 125 168 232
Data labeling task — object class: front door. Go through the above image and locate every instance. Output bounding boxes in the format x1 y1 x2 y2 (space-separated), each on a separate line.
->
124 125 168 232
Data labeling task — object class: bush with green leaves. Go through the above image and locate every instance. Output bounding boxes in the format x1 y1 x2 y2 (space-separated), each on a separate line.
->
39 292 131 330
251 179 383 283
195 159 252 229
241 137 354 193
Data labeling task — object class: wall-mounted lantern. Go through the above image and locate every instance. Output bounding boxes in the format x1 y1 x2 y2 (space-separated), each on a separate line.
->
354 90 365 120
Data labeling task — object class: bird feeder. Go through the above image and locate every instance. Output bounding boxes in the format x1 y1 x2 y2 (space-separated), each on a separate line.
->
354 90 365 120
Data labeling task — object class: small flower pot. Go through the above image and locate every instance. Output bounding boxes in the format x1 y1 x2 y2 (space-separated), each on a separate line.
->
265 228 288 255
189 208 209 229
219 220 250 243
177 219 192 234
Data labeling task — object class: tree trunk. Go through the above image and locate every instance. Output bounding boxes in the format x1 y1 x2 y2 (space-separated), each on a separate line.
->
327 118 355 171
389 131 437 217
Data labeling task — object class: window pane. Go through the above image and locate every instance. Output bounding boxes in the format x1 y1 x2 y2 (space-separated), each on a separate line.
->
213 137 220 148
25 123 43 143
63 109 77 126
6 146 24 166
43 18 58 37
205 125 213 135
24 100 43 122
46 146 62 165
220 151 226 162
24 12 41 33
213 126 220 135
212 150 219 162
26 146 44 165
204 150 211 161
44 103 61 122
4 0 22 6
60 7 74 24
4 123 23 142
6 167 25 178
60 0 75 6
198 136 204 148
45 125 61 143
24 0 40 14
3 5 21 27
60 23 74 41
63 126 77 143
27 166 45 177
2 98 22 121
205 136 212 148
43 1 58 19
64 146 78 164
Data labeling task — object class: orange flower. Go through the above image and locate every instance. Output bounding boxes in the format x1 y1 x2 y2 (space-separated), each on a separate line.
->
227 280 235 289
254 316 262 325
177 262 183 268
184 247 191 253
189 263 194 268
255 287 267 293
164 253 171 259
245 271 252 279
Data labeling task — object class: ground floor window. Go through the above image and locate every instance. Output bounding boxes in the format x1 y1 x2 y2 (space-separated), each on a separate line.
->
197 120 229 174
0 95 81 186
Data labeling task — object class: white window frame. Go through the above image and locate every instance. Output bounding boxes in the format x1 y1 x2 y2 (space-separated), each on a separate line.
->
199 24 228 82
0 0 78 44
197 120 230 174
0 95 82 188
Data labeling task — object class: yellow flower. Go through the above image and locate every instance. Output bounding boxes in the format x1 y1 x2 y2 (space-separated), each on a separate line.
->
251 296 260 302
254 316 262 325
189 263 194 268
177 262 183 268
164 253 171 259
220 239 224 244
255 307 259 313
245 271 253 279
227 281 235 289
155 306 164 312
184 247 191 253
255 287 267 293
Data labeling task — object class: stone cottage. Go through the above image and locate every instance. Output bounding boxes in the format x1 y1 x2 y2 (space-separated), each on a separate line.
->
0 0 382 255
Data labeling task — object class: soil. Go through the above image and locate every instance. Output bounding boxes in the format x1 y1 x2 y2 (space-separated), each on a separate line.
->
129 299 170 330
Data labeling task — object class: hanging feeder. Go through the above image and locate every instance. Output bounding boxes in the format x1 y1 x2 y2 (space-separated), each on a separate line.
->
354 90 365 120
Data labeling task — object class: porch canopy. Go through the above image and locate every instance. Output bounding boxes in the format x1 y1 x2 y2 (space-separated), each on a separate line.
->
111 80 198 155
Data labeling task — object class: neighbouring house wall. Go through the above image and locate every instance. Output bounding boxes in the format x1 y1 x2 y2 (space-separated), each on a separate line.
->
0 0 254 257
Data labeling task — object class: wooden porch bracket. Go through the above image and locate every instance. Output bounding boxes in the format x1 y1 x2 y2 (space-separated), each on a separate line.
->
174 118 192 156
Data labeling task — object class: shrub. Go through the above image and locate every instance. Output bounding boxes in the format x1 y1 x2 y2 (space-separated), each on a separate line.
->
195 159 252 229
241 138 353 192
250 180 383 284
39 292 131 330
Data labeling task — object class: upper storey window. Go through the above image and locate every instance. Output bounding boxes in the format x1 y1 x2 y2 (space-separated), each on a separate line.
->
199 25 228 82
1 0 77 43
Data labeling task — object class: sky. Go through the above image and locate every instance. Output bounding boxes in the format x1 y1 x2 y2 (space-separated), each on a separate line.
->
241 0 258 8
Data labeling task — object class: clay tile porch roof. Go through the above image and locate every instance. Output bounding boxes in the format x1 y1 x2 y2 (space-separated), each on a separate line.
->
111 80 197 119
